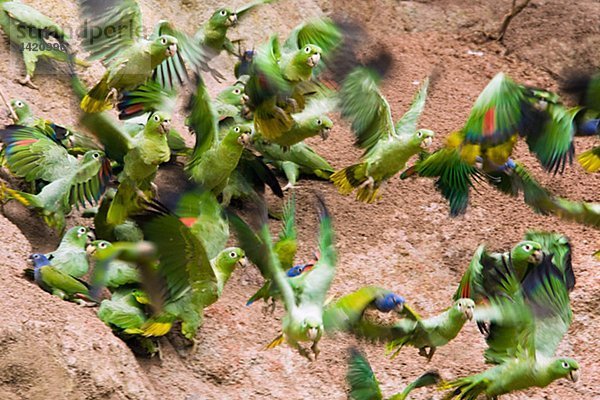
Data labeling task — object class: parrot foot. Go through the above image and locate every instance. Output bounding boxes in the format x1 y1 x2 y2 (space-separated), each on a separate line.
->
105 88 119 103
74 299 97 307
358 176 375 192
262 298 276 315
189 338 199 355
418 346 436 361
282 182 298 191
241 105 253 120
150 182 158 197
209 67 226 83
297 345 314 362
17 75 38 90
311 341 320 360
319 128 331 141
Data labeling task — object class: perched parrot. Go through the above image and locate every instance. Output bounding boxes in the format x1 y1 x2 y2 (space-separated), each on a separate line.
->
0 125 111 230
347 348 441 400
324 286 474 361
29 253 90 303
185 75 252 194
402 73 578 215
77 0 179 112
0 0 88 88
441 233 579 399
45 225 92 278
254 139 334 190
231 194 336 361
245 18 341 143
244 195 298 311
331 68 434 203
88 240 140 290
561 70 600 172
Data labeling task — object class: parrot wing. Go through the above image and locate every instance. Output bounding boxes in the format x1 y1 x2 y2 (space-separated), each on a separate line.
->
299 196 336 308
186 75 218 164
68 151 112 209
283 17 342 56
346 349 383 400
77 0 143 64
40 265 89 295
394 77 430 137
0 125 77 182
235 0 275 18
524 231 575 291
117 80 177 120
3 2 65 40
340 66 395 157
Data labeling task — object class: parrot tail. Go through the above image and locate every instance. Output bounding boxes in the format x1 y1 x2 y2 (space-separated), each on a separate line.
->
0 184 65 231
107 181 142 226
81 77 112 113
254 105 294 141
577 147 600 172
438 376 488 400
398 371 441 400
265 333 285 349
385 336 409 359
138 320 173 337
330 163 380 203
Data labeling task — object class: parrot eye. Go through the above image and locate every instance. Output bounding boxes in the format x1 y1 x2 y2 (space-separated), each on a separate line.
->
233 89 241 95
33 254 40 259
229 251 237 258
417 131 423 137
153 114 160 122
160 37 167 45
99 242 108 249
316 119 322 125
92 152 100 159
304 46 311 54
234 127 240 133
523 244 532 252
16 101 23 108
78 227 86 234
220 10 227 16
561 361 569 369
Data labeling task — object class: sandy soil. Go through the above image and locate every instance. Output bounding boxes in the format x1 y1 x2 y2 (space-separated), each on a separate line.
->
0 1 599 399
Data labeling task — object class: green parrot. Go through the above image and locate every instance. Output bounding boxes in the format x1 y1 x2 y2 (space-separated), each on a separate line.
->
185 75 252 194
245 18 341 142
88 240 140 290
29 253 90 303
324 286 474 361
77 0 179 112
231 195 336 361
347 348 440 400
45 225 92 278
0 0 88 88
244 195 298 311
331 69 434 203
561 70 600 172
402 72 578 215
254 139 334 190
441 234 579 399
91 189 144 243
0 126 112 230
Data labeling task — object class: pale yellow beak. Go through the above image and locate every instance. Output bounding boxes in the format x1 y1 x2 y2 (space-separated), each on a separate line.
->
569 369 580 383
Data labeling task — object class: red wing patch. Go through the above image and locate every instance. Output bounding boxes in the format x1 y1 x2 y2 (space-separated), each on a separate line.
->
483 108 496 137
179 217 197 228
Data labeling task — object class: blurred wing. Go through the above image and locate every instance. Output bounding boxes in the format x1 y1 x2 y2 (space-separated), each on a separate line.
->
187 75 218 160
0 125 76 182
283 17 342 57
299 196 337 307
235 0 275 18
117 80 177 120
3 2 65 40
463 73 526 145
79 111 132 163
395 77 429 136
524 231 575 291
78 0 143 64
68 153 112 209
454 245 486 302
346 349 383 400
323 286 392 332
340 67 395 156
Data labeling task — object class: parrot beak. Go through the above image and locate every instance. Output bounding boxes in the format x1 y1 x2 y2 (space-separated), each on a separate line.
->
86 231 96 241
307 53 321 68
165 44 177 58
159 120 171 135
239 257 250 268
394 303 404 314
238 133 252 148
319 127 330 141
422 136 433 147
569 369 580 382
307 327 319 340
86 244 96 256
228 14 238 26
530 250 543 264
465 308 474 321
240 94 249 105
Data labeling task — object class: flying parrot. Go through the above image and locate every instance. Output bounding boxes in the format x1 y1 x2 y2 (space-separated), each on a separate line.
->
231 194 337 361
88 240 140 290
402 72 578 215
561 70 600 172
331 66 434 203
440 233 579 399
324 286 474 361
0 125 111 231
28 253 91 304
44 225 93 278
77 0 179 112
185 75 252 194
347 348 440 400
254 139 334 190
0 0 89 88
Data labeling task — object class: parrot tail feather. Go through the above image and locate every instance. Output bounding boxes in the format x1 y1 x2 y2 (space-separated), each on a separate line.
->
385 337 409 359
81 77 112 113
438 377 488 400
140 321 173 337
265 333 285 349
330 163 367 194
577 148 600 172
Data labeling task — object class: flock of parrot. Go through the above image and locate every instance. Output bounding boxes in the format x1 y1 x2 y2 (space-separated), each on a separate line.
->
0 0 598 398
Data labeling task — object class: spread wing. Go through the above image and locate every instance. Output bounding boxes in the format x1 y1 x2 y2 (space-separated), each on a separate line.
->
3 2 65 40
395 77 429 136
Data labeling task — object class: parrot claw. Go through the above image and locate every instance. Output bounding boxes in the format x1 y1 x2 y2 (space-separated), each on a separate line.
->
262 298 276 315
209 67 226 83
358 176 375 192
418 346 436 361
311 341 320 360
75 299 97 307
282 182 297 191
189 338 199 355
106 88 118 103
17 75 38 90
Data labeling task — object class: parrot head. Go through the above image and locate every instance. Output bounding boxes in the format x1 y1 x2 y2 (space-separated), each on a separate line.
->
28 253 51 269
151 35 178 59
304 115 333 141
63 226 94 247
548 358 580 383
217 83 246 106
374 293 406 313
228 125 253 148
131 289 151 305
211 8 238 27
298 44 322 68
215 247 247 270
9 99 31 122
86 240 112 257
525 86 560 111
286 262 314 278
412 129 434 148
453 298 475 321
147 112 172 136
511 240 544 265
302 317 323 341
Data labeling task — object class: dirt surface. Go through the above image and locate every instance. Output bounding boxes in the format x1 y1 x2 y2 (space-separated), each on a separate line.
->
1 0 599 399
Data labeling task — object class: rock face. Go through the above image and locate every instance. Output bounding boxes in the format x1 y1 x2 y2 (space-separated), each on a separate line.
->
1 1 599 399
